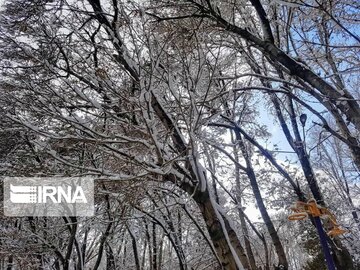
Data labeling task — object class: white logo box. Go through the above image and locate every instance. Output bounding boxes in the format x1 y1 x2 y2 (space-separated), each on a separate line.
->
4 177 94 216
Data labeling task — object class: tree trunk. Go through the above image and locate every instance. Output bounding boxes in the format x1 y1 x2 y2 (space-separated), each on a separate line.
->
105 243 116 270
127 225 140 270
236 133 288 269
192 188 250 270
272 96 354 269
238 201 257 270
233 138 257 270
152 223 157 270
176 174 250 269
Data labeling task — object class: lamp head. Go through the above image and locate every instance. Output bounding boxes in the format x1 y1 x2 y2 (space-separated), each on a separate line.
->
300 114 307 127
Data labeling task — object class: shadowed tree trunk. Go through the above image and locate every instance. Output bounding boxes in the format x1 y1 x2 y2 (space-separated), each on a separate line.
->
192 187 251 270
233 135 257 270
235 131 288 269
271 95 354 269
127 225 140 270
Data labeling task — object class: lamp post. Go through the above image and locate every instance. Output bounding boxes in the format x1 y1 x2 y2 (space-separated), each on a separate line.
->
289 200 338 270
298 114 337 270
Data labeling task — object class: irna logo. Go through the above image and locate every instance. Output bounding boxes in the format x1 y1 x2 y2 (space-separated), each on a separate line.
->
4 177 94 216
10 184 87 204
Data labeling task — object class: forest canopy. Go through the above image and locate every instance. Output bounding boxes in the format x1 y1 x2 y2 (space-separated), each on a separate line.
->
0 0 359 269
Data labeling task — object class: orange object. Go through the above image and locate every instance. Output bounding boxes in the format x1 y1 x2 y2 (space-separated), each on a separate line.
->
288 212 308 221
327 227 347 237
307 199 321 217
288 199 346 237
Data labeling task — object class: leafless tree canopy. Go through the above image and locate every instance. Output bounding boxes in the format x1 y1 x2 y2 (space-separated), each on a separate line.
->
0 0 359 269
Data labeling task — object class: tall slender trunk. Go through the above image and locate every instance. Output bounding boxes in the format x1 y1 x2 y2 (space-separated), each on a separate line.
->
127 225 140 270
233 136 257 270
177 176 250 270
321 143 360 230
151 223 157 270
194 189 250 270
105 243 116 270
242 211 271 270
144 220 153 270
237 200 257 270
272 95 354 269
6 256 12 270
236 132 288 269
93 221 113 270
157 235 164 270
141 240 148 270
135 206 187 270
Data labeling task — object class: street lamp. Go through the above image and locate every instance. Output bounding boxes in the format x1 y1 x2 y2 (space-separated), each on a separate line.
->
292 113 337 270
300 114 307 153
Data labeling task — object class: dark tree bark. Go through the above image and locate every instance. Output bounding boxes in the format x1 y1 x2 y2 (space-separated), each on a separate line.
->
271 95 354 269
233 135 257 270
85 1 255 268
127 225 140 270
235 132 288 269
